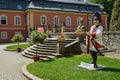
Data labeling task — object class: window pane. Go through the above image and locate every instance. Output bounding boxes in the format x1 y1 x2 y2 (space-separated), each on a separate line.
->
54 17 59 25
1 20 6 24
77 18 82 26
88 19 92 27
1 16 7 24
41 16 46 25
15 32 21 34
1 32 7 39
66 17 71 26
15 16 21 26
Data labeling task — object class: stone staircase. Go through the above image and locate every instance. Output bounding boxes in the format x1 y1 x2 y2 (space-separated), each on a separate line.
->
22 36 112 61
22 38 75 60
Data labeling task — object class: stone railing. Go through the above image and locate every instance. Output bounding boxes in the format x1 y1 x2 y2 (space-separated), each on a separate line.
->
49 31 120 53
102 31 120 51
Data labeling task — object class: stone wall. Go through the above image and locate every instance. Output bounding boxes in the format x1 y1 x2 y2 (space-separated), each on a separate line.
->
102 31 120 52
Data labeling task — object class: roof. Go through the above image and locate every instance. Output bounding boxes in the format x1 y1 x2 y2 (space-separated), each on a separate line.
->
0 0 106 14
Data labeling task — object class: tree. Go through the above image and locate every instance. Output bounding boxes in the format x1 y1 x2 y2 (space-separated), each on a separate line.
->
11 34 24 52
90 0 114 16
27 30 47 44
27 30 47 61
109 0 120 31
89 0 115 29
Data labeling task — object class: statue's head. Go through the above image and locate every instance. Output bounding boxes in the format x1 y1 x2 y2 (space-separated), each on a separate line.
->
92 12 101 26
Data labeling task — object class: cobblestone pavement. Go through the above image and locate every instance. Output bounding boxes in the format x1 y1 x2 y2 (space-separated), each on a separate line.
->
0 44 33 80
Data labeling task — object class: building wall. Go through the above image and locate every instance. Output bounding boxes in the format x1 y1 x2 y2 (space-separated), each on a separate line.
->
0 10 27 42
0 9 108 42
29 10 107 31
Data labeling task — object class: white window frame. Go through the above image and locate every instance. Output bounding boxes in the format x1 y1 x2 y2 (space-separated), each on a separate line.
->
66 16 71 26
1 32 7 39
15 32 21 35
53 16 59 25
14 15 21 26
77 17 83 26
40 15 47 25
0 15 7 25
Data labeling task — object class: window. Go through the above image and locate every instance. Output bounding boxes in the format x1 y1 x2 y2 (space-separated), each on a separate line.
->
77 17 83 26
17 5 22 10
88 18 92 27
14 16 21 26
1 32 7 39
0 15 7 25
41 15 47 25
66 16 71 26
15 32 21 34
54 16 59 25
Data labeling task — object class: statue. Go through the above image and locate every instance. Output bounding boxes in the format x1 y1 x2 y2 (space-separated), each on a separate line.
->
46 25 53 38
88 12 104 68
78 12 106 70
61 21 66 32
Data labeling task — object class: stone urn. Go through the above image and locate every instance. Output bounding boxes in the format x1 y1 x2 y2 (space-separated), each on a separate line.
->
33 55 40 62
57 34 65 42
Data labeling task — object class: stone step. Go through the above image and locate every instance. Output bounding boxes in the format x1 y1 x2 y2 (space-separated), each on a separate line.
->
22 51 33 58
30 47 56 53
23 50 56 58
44 42 57 45
22 52 50 61
25 48 60 57
30 46 56 50
37 44 57 47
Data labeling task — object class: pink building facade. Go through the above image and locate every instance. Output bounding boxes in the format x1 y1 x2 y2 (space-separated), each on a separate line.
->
0 0 108 42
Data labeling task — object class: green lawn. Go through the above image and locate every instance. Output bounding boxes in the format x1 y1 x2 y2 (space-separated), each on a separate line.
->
6 43 30 51
27 55 120 80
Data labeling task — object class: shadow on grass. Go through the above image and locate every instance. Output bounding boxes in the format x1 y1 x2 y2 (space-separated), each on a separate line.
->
102 67 120 72
40 58 55 62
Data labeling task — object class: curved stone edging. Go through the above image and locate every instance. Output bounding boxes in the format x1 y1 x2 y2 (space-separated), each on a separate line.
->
22 63 43 80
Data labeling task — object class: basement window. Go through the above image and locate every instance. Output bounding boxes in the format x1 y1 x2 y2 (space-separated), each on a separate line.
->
1 32 7 39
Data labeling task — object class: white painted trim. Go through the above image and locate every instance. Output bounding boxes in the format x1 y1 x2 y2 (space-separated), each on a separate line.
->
1 32 7 39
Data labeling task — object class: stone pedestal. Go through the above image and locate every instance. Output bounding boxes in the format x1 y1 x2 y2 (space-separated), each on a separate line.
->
77 62 106 70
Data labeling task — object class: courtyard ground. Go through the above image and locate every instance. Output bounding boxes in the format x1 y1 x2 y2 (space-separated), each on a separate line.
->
0 44 33 80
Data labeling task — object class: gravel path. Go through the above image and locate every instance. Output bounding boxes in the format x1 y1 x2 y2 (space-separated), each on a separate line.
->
104 51 120 59
0 44 33 80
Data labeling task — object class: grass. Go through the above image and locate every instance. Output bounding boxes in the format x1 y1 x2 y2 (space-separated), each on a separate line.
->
5 43 31 51
27 55 120 80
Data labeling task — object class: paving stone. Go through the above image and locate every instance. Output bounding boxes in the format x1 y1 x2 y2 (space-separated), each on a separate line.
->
0 44 33 80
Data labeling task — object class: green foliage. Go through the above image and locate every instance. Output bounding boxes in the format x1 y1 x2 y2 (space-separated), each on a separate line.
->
110 0 120 31
90 0 114 17
11 34 24 42
11 34 24 48
90 0 115 28
27 55 120 80
27 30 47 44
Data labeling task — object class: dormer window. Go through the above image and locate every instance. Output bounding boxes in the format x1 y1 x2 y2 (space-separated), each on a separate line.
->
17 5 22 10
